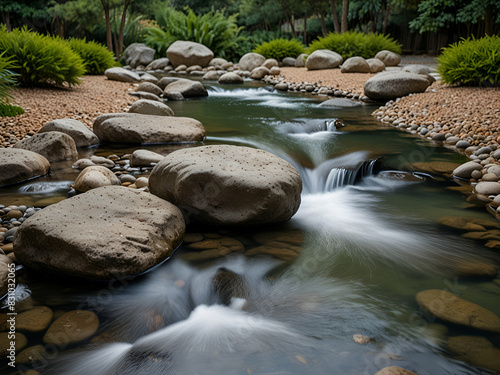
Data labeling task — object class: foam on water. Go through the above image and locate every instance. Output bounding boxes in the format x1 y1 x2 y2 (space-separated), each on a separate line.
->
17 181 73 194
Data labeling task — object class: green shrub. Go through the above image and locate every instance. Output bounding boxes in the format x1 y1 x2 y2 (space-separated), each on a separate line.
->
0 53 17 106
0 26 85 87
253 39 305 61
0 104 24 117
144 6 245 61
437 35 500 86
307 31 402 60
67 38 116 75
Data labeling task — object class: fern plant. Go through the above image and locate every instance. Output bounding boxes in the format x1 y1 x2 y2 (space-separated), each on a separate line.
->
253 39 305 61
67 38 116 75
0 26 85 87
0 52 24 117
438 35 500 86
308 31 402 60
144 6 245 61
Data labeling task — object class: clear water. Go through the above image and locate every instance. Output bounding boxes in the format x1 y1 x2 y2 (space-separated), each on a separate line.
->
2 82 499 375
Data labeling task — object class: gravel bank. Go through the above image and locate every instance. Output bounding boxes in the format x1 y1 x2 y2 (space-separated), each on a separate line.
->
0 76 135 147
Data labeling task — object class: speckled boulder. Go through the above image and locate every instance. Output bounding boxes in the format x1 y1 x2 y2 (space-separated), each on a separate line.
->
305 50 343 70
0 149 50 187
73 165 121 192
416 289 500 333
374 50 401 66
340 56 371 73
39 119 99 148
238 53 266 72
366 58 385 73
14 186 185 279
135 82 163 97
104 67 141 83
163 79 208 98
14 131 78 162
167 41 214 68
149 145 302 226
364 72 430 100
123 43 155 69
145 57 170 71
93 113 205 144
129 99 174 117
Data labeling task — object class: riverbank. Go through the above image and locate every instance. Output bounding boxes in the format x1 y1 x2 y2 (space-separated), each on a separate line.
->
0 76 134 147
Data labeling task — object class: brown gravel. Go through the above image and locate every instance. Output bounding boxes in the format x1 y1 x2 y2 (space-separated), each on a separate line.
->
372 84 500 149
279 67 375 94
0 76 135 148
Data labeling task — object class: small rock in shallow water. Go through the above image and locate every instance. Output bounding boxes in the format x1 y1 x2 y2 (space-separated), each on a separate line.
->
17 306 53 333
43 310 99 346
375 366 417 375
352 334 374 344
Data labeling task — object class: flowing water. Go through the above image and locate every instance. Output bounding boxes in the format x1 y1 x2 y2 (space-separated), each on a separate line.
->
2 82 500 375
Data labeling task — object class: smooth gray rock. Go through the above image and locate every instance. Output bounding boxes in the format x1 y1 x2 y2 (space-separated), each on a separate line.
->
149 145 302 226
218 72 243 84
209 57 229 68
250 66 270 80
128 91 161 101
282 57 296 67
238 53 266 72
319 99 362 108
105 67 141 83
341 56 371 73
202 71 223 80
456 140 471 148
475 182 500 195
452 161 483 179
93 113 205 144
164 79 208 97
14 132 77 162
129 99 174 116
403 64 431 75
157 77 184 90
164 91 185 101
363 71 430 100
145 58 170 71
139 73 158 83
263 59 279 69
14 186 185 279
39 119 99 148
0 149 50 187
167 41 214 68
275 83 289 91
295 54 308 67
136 82 163 97
366 58 386 73
374 50 401 66
123 43 155 69
306 49 343 70
73 165 121 192
130 149 164 167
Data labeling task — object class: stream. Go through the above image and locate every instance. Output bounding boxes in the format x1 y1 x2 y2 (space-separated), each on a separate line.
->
1 81 499 375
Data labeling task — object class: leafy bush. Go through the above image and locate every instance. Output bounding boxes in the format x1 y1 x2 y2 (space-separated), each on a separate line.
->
307 31 402 60
0 104 24 117
253 39 306 61
144 6 245 61
437 35 500 86
67 38 116 74
0 26 85 87
0 52 24 117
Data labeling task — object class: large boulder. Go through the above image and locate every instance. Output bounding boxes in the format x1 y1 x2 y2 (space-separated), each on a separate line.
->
366 58 386 73
250 66 270 80
149 145 302 226
104 67 141 83
218 72 243 84
145 58 170 71
282 57 296 67
122 43 155 69
0 149 50 187
135 82 163 97
14 131 78 162
363 71 430 100
305 49 343 70
14 186 185 279
163 79 208 98
295 54 308 67
129 99 174 117
209 57 228 68
416 289 500 333
130 149 164 167
374 50 401 66
263 59 278 69
166 41 214 68
340 56 371 73
93 113 205 144
73 166 121 192
39 119 99 148
238 53 266 72
157 77 184 90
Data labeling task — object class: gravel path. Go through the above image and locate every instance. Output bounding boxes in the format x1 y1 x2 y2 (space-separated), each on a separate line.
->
0 76 134 147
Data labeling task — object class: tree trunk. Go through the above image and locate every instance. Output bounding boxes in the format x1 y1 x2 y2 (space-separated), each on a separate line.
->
341 0 349 33
101 1 113 52
280 1 297 38
382 6 390 34
319 13 327 36
330 0 341 33
118 0 132 57
485 4 493 36
1 11 11 31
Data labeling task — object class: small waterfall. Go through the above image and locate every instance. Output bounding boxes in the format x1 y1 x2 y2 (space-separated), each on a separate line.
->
207 87 276 97
18 181 73 194
324 160 377 191
285 119 343 134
